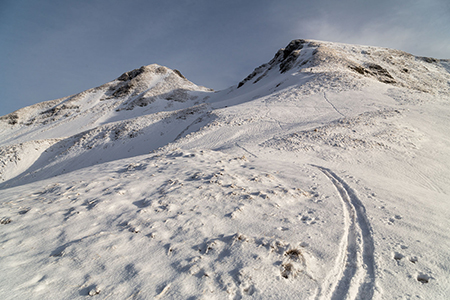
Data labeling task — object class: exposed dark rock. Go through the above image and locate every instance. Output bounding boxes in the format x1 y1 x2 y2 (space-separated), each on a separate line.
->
119 94 156 111
367 63 396 83
277 39 307 73
282 40 306 58
253 70 270 84
117 66 147 81
349 65 366 75
112 82 135 98
237 64 270 88
40 104 80 118
113 65 170 98
280 50 302 73
164 89 191 102
173 69 186 80
419 57 439 64
0 113 19 125
349 63 396 84
237 40 308 88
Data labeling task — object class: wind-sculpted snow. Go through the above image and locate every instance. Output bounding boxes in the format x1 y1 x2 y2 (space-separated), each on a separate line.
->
1 39 450 299
0 104 211 188
0 150 334 299
261 108 423 161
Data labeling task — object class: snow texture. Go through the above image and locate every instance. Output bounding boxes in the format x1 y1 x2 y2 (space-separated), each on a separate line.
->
1 39 450 299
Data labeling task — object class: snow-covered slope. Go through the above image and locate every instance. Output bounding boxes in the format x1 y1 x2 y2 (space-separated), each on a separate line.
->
0 64 212 142
1 40 450 299
0 64 213 185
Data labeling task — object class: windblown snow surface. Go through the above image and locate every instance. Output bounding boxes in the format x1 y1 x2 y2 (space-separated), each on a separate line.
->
1 40 450 299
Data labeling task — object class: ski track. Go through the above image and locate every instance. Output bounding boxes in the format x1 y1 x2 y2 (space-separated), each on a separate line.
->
235 142 259 158
313 166 376 300
323 92 346 118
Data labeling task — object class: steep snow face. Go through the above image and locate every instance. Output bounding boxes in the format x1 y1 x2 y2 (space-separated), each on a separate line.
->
1 40 450 300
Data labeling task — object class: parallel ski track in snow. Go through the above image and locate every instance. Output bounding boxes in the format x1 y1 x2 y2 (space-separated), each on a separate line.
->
313 166 375 300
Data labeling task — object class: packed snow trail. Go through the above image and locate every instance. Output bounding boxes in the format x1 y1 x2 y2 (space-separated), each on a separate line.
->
323 92 345 118
314 166 376 300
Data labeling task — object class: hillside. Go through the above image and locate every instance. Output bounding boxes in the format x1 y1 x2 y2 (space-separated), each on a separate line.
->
1 39 450 299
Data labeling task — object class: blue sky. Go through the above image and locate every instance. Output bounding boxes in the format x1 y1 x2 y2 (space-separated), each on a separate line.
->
1 0 449 116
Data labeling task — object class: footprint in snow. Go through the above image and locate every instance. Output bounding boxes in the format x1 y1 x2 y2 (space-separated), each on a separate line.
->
393 252 404 261
298 211 319 225
18 208 30 215
393 244 418 263
79 284 101 296
409 256 418 264
277 227 289 231
417 273 432 284
388 215 401 224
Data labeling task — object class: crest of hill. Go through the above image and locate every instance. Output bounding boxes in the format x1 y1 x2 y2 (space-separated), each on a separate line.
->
0 64 212 129
237 39 450 95
2 40 449 148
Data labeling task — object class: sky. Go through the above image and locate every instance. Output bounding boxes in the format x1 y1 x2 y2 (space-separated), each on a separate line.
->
1 0 449 116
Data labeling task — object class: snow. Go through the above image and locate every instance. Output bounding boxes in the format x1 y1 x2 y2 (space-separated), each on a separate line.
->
1 39 450 299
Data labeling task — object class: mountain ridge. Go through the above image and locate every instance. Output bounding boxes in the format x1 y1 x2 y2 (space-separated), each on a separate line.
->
2 39 449 123
237 39 450 94
1 39 449 188
1 39 450 299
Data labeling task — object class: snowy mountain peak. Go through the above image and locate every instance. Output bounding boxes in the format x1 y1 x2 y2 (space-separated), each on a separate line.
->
108 64 212 110
237 39 450 95
0 64 212 143
116 64 186 82
237 39 309 88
